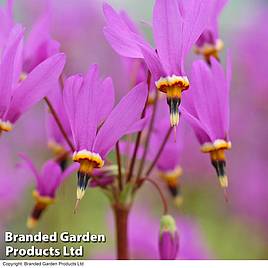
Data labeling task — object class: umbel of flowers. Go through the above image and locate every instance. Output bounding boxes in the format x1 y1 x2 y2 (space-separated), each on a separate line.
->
0 0 231 260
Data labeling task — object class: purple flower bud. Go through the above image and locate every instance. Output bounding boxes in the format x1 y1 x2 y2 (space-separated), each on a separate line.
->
159 214 179 260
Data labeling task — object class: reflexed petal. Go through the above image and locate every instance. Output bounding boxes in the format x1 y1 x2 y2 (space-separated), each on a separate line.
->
0 24 23 117
74 64 100 150
96 77 115 124
180 106 211 145
63 74 83 149
103 3 146 58
138 43 165 81
153 0 183 75
180 0 212 69
6 53 65 123
93 82 148 157
24 13 60 72
41 160 62 197
19 153 42 188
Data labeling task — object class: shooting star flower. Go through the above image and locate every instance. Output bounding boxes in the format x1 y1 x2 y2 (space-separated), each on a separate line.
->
0 24 65 135
20 154 78 229
103 0 212 128
195 0 228 62
63 64 147 205
181 56 231 192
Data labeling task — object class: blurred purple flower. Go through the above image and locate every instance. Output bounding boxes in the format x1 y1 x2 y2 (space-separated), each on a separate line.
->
103 0 212 128
20 154 78 229
181 56 231 189
63 64 147 201
196 0 228 61
0 24 65 134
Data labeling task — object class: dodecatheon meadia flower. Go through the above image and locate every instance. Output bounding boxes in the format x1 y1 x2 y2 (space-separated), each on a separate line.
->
103 0 212 128
0 1 60 75
0 24 66 134
63 64 148 204
20 154 78 229
195 0 228 62
159 214 179 260
181 56 232 191
23 12 60 74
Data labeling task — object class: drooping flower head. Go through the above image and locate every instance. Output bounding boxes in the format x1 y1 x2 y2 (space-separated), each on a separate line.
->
63 64 147 203
0 24 65 134
195 0 228 62
181 56 231 190
20 154 78 229
103 0 212 128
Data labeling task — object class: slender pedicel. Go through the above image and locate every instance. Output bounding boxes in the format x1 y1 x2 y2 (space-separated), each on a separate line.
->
156 76 189 128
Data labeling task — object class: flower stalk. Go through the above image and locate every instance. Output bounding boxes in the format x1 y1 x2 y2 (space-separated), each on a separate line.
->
113 204 129 260
44 96 75 152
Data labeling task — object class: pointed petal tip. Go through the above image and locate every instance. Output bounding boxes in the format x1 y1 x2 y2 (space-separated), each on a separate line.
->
173 196 183 208
219 175 228 188
26 217 37 230
74 199 80 214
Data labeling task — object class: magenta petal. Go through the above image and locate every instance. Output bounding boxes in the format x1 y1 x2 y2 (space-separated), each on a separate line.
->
40 160 62 197
139 43 165 81
0 0 14 50
0 24 23 118
153 0 183 75
103 3 145 58
181 107 211 145
19 153 41 184
6 53 65 123
24 13 60 72
93 82 148 157
159 231 179 260
59 162 79 184
63 74 83 149
74 64 100 150
180 0 212 67
96 77 115 124
124 115 150 135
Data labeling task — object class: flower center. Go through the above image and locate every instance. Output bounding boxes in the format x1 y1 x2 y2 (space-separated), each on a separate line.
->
195 39 224 61
73 150 104 202
159 166 183 187
155 75 189 93
155 76 189 128
48 140 67 156
27 190 54 230
73 150 104 169
0 119 13 132
159 166 183 207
